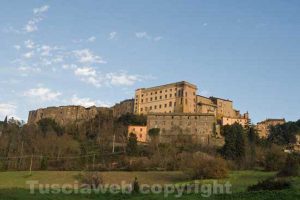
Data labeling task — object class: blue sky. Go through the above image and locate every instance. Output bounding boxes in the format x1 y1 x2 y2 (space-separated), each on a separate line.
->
0 0 299 123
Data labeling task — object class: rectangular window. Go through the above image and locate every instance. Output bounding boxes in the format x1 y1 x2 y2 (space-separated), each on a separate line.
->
170 94 172 98
154 105 157 109
169 101 172 107
155 96 157 100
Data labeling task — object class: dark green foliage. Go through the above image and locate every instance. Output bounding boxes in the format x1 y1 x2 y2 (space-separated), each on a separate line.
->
278 153 300 177
37 118 64 136
132 177 140 193
264 145 286 171
148 128 160 137
127 133 138 156
246 127 258 168
268 121 300 145
117 113 147 126
247 178 291 191
220 124 246 161
40 156 48 170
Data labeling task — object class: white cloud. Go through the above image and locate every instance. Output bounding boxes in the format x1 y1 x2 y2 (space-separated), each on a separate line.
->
33 5 49 15
40 45 52 56
23 51 34 59
135 32 162 41
87 36 96 42
71 95 110 107
13 45 21 50
18 66 41 73
0 103 17 120
73 49 106 64
24 18 41 33
24 87 61 101
62 64 77 70
70 95 96 107
135 32 151 39
74 67 96 77
108 32 117 40
153 36 163 41
106 72 141 86
24 40 35 49
24 5 49 33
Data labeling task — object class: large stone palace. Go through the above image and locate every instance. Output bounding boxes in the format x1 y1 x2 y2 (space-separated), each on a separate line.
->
130 81 249 144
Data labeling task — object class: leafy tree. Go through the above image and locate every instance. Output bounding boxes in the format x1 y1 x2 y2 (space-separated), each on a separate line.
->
268 121 300 145
220 124 246 162
148 128 160 138
127 133 138 156
40 156 48 170
37 118 64 136
3 116 8 124
246 126 259 167
117 113 147 126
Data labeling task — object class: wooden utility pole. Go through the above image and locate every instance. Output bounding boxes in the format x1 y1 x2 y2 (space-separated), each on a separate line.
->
29 154 33 175
19 141 24 170
92 154 95 170
112 134 115 153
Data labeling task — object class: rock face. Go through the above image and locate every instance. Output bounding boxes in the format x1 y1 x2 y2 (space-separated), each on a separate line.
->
27 106 112 126
27 99 135 126
112 99 134 118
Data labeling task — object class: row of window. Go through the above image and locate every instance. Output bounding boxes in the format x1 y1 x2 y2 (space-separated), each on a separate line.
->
159 127 211 134
153 121 210 126
140 101 174 112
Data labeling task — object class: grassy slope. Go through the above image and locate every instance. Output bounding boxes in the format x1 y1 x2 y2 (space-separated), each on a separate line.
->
0 171 299 199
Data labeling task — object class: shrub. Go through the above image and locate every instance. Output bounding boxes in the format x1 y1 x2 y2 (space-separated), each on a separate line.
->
78 172 104 189
127 157 152 171
247 178 291 191
264 145 286 171
183 152 228 179
277 153 300 177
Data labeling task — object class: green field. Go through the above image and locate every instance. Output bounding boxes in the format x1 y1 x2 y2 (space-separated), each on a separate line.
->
0 171 299 199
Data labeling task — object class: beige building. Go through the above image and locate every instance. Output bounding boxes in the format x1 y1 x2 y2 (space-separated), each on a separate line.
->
128 125 147 143
196 96 250 127
256 118 286 138
147 113 217 144
222 115 249 127
196 95 217 116
134 81 197 115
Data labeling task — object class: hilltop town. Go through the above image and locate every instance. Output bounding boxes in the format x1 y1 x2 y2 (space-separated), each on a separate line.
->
27 81 287 144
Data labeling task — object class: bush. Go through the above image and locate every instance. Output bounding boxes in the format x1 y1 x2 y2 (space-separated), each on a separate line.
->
183 152 228 179
247 178 291 191
277 153 300 177
264 145 286 171
78 172 104 189
127 157 152 171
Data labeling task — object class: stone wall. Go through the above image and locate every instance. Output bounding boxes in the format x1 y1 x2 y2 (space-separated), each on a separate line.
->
27 105 112 126
147 113 216 144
